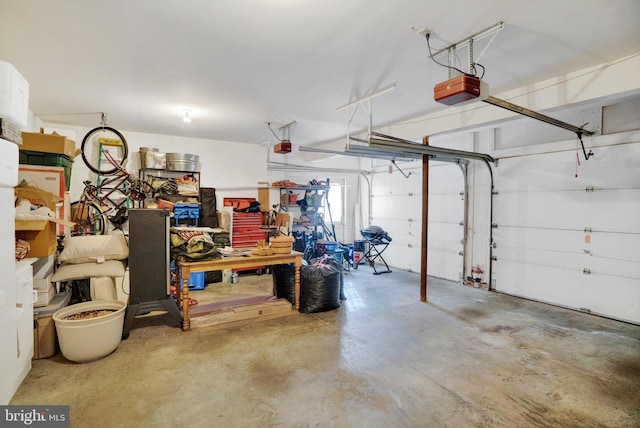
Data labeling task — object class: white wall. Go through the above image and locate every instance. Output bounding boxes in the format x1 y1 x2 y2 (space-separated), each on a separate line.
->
42 124 273 205
44 124 364 242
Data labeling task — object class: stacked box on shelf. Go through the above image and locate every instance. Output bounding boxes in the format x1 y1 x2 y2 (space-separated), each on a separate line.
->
19 150 73 191
20 130 78 159
33 292 71 360
174 203 199 226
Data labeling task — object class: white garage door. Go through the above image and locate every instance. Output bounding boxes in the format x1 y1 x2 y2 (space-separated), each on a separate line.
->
493 142 640 323
370 162 465 281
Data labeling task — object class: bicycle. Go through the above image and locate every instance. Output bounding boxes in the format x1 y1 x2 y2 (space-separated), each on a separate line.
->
81 117 129 175
71 149 152 235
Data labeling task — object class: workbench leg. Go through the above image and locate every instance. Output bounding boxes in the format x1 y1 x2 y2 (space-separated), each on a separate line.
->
181 267 191 331
294 258 302 311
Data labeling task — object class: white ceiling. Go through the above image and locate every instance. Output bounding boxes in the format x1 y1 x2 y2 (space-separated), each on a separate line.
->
1 0 639 147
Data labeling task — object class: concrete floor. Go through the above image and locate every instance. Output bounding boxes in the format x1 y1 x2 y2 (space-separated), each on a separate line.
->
12 267 640 427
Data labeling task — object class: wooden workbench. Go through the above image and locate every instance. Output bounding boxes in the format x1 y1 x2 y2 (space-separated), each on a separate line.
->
176 251 303 331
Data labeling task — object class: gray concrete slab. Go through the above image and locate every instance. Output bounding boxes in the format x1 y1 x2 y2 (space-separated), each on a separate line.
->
12 268 640 427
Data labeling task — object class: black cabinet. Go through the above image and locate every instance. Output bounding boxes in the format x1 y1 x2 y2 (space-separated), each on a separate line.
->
123 208 182 338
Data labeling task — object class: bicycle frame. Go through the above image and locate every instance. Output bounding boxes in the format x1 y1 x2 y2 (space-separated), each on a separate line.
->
71 149 151 235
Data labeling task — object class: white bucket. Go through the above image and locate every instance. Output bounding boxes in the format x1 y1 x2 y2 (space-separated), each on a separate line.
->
53 300 126 363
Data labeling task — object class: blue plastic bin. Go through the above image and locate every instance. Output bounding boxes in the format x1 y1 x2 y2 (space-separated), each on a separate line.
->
179 271 205 290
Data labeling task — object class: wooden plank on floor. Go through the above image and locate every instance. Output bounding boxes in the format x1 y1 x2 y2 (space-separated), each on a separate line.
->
197 310 296 333
191 298 294 330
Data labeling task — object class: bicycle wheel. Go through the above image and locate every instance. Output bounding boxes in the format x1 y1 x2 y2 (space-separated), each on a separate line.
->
81 126 129 175
70 200 105 235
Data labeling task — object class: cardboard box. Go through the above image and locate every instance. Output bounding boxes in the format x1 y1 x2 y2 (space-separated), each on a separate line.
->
18 166 68 235
15 218 75 257
14 185 61 210
33 292 71 360
20 130 79 159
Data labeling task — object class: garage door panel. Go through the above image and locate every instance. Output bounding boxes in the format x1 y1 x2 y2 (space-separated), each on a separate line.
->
494 141 639 323
495 261 582 303
428 193 464 223
495 227 581 253
495 189 639 233
429 222 463 243
495 228 640 263
587 189 640 233
496 261 639 323
496 144 640 192
372 194 422 218
428 249 463 281
495 245 639 280
579 275 640 323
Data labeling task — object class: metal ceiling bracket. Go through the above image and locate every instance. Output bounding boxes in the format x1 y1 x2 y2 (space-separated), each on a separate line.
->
430 21 504 76
267 121 297 141
336 84 396 151
482 95 595 159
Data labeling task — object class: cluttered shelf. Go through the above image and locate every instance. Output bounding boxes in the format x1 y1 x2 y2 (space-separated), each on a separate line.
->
139 168 200 209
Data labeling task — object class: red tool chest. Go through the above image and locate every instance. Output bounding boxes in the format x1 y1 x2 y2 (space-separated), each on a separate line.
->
231 212 264 248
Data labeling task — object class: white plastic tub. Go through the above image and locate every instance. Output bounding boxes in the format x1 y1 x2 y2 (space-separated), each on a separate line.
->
53 300 126 363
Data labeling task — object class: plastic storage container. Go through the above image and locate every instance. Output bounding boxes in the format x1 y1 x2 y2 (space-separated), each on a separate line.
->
179 271 205 290
19 150 73 190
174 203 199 226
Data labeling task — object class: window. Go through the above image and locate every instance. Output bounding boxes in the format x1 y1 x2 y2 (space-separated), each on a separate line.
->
326 182 343 223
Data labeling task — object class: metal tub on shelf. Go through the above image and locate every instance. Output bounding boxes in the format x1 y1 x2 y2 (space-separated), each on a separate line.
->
166 153 199 171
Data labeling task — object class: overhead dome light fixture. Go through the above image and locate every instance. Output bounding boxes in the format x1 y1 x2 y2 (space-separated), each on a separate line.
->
182 109 192 123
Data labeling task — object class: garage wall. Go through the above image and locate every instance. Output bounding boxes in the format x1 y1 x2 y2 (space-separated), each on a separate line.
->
41 124 272 205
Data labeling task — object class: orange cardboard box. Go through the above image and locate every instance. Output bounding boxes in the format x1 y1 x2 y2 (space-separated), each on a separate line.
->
20 130 80 159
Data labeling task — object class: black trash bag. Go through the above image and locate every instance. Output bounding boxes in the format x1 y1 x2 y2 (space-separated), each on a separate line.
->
310 255 345 301
300 261 341 313
273 263 296 305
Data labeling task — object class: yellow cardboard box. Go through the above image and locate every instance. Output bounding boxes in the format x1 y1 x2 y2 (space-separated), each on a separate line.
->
15 218 75 257
20 130 80 159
